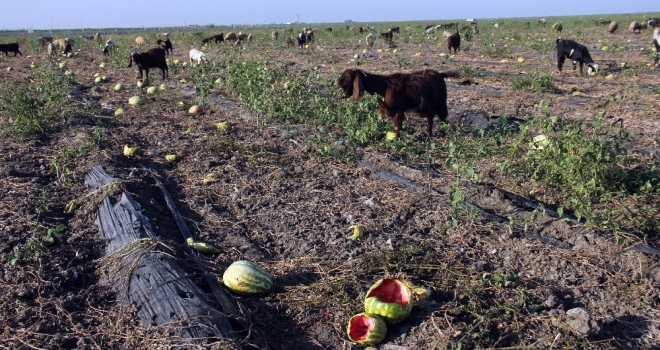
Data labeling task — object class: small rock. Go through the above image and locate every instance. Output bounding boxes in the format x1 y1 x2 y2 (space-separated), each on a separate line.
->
566 307 600 336
544 294 561 309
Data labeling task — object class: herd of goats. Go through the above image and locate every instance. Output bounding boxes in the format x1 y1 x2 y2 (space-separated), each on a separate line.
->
0 16 659 139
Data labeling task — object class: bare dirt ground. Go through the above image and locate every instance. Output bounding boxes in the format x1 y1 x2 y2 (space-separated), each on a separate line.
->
0 19 659 349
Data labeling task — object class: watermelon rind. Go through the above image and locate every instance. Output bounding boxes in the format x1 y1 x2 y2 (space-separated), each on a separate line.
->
364 278 414 325
346 313 387 345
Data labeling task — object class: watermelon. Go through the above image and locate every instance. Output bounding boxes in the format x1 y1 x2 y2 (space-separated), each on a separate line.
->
129 96 145 106
223 260 272 296
347 313 387 345
364 278 414 325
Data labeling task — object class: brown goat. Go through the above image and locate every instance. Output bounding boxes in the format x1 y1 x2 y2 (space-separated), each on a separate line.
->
127 48 168 80
608 21 619 34
337 69 458 138
447 30 460 54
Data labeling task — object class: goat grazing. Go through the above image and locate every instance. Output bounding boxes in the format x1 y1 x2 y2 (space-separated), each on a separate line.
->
46 42 56 57
158 33 169 38
128 48 168 80
447 30 460 54
0 42 21 57
380 30 394 44
202 34 224 45
225 32 237 42
629 21 641 33
555 38 598 75
55 38 73 54
337 69 458 138
157 38 173 55
135 36 147 47
608 21 619 34
366 33 376 47
103 40 115 55
189 49 206 64
272 30 279 40
538 18 547 26
424 26 436 35
81 35 94 40
552 22 563 32
37 36 53 45
285 37 295 47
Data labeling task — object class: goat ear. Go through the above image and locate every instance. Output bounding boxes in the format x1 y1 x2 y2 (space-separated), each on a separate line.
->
353 71 364 101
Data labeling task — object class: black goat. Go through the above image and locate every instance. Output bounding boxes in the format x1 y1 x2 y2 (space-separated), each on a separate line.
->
127 48 168 80
202 34 224 45
297 32 307 49
337 69 458 138
0 42 21 57
157 38 173 55
555 38 598 75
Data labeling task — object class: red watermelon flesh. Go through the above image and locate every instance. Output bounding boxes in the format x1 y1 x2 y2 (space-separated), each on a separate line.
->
348 314 374 341
367 278 411 306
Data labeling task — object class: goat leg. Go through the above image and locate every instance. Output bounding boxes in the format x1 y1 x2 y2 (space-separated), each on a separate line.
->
423 114 433 138
392 112 405 138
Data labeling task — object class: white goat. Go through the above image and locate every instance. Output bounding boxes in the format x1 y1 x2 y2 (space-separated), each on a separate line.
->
103 39 115 55
366 33 376 47
425 27 436 35
189 48 206 64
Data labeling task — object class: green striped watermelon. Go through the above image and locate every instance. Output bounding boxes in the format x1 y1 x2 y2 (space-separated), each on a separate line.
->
223 260 272 296
346 313 387 345
364 278 414 325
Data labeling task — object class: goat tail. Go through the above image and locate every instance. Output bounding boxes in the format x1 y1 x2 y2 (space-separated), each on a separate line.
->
438 71 460 79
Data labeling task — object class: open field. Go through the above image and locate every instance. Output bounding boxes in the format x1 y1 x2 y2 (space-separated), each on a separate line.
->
1 13 660 349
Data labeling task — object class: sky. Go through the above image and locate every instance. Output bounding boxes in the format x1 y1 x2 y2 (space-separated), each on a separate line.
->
1 0 656 30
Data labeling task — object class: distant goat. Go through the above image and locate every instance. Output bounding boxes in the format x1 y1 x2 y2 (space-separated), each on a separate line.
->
81 35 94 40
46 42 56 57
0 42 21 57
135 36 147 47
55 38 73 54
37 36 53 45
285 37 295 47
366 33 376 47
380 30 394 44
447 30 460 54
103 40 115 55
629 21 641 33
608 21 619 34
297 31 307 49
202 34 224 45
272 30 279 40
157 38 173 55
189 48 206 64
552 22 563 32
538 18 547 26
338 69 458 138
158 33 169 37
128 48 168 80
225 32 237 42
555 38 598 75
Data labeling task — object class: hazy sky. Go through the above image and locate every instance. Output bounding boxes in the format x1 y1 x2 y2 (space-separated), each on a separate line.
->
2 0 656 30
